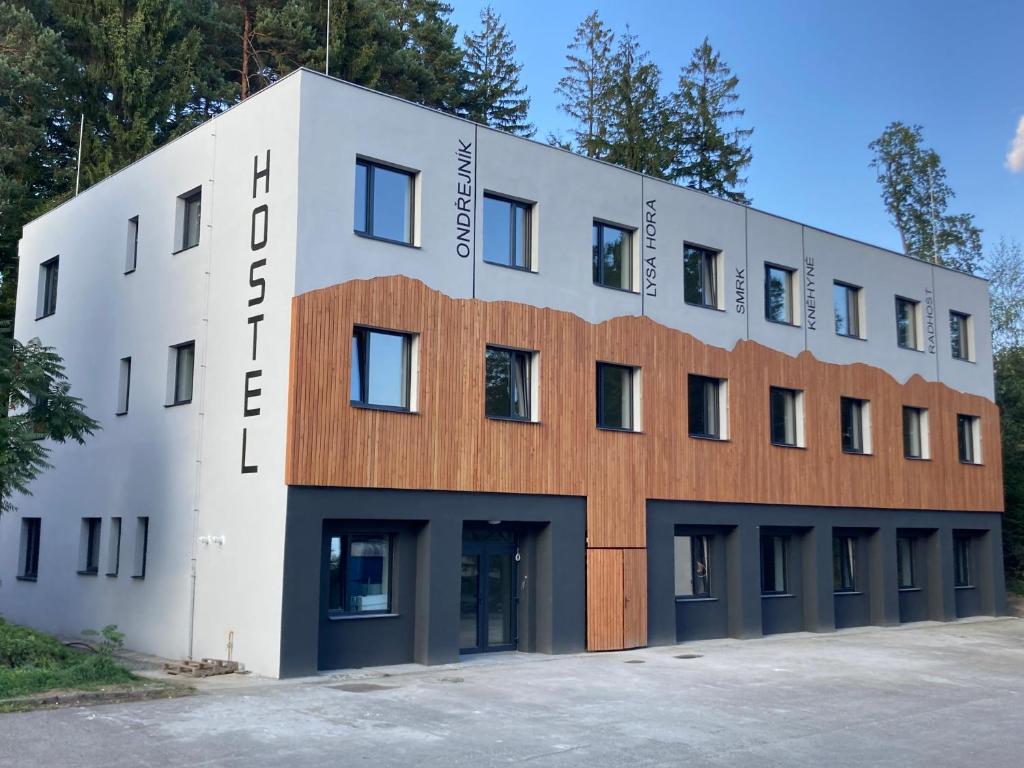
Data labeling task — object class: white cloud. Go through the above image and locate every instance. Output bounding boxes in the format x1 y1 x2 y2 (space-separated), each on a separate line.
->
1007 116 1024 173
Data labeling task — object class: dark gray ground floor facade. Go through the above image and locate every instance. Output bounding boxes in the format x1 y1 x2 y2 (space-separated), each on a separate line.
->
278 487 1005 675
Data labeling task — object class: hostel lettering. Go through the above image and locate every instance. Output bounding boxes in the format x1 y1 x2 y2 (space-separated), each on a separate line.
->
455 139 473 258
924 287 936 354
644 199 656 297
735 268 746 314
804 255 816 330
242 149 270 474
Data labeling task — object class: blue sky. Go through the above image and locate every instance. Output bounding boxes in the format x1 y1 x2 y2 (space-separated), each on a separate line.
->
450 0 1024 263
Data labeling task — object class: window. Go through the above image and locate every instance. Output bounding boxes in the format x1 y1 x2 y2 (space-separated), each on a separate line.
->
840 397 870 454
833 536 856 592
950 311 971 361
957 414 981 464
180 189 202 250
327 533 392 615
354 159 414 244
116 357 132 415
769 386 803 447
674 535 710 597
133 516 149 578
688 375 726 439
79 517 101 575
895 297 920 350
764 264 796 324
170 342 195 405
897 536 915 588
954 536 972 587
760 534 788 595
596 363 637 431
106 517 121 576
125 216 139 272
683 245 719 308
19 518 41 580
37 257 59 318
903 406 929 459
833 281 862 338
351 327 413 411
592 221 633 291
483 194 531 270
485 346 534 421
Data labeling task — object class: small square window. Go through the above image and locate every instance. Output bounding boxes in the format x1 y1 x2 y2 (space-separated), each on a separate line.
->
769 386 803 447
950 311 971 361
133 516 149 579
351 326 414 411
903 406 929 459
354 159 415 244
327 533 393 614
19 517 41 580
674 535 711 597
834 281 863 338
957 414 981 464
688 375 727 439
116 357 132 415
37 257 59 319
833 536 856 592
170 342 195 406
683 245 719 309
764 264 796 324
897 536 915 588
106 517 122 577
593 221 633 291
760 534 788 594
179 189 202 250
896 297 920 350
954 536 972 587
483 194 532 270
485 346 535 421
125 216 139 272
596 362 638 431
840 397 870 454
79 517 101 575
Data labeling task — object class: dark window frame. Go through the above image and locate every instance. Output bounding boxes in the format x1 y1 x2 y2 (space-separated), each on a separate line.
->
171 341 195 406
592 220 635 292
683 244 720 309
903 406 927 460
106 517 122 577
840 396 869 455
132 516 149 579
895 296 920 351
19 517 41 580
953 536 972 588
764 262 797 325
484 345 534 422
833 535 856 592
957 413 979 464
674 534 711 598
354 158 416 246
350 325 414 412
950 311 971 361
180 188 202 251
833 280 863 339
37 256 59 319
327 532 395 617
80 517 101 575
596 362 636 431
688 374 724 440
126 216 139 274
769 386 802 448
116 356 132 416
482 193 532 271
760 534 789 595
897 535 915 589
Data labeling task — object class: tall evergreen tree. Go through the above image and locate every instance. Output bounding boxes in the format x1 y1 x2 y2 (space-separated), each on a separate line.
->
668 37 752 203
555 11 614 158
869 122 982 272
604 27 670 177
462 6 533 136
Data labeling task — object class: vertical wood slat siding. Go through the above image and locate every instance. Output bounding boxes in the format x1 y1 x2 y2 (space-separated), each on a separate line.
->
622 549 648 649
587 549 624 651
286 276 1004 649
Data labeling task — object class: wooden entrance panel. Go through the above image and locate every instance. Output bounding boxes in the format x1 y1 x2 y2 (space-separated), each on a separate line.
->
622 548 648 649
586 548 648 650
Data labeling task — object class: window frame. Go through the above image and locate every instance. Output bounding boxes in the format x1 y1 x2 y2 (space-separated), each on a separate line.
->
327 532 395 617
106 517 122 577
482 193 533 271
764 263 797 326
897 535 916 589
19 517 41 581
953 536 972 588
170 341 195 406
116 356 132 416
833 280 863 339
37 256 59 319
833 535 857 593
350 326 414 413
595 362 638 432
760 534 789 595
683 244 720 310
132 516 149 579
179 189 202 251
125 216 139 274
674 534 711 599
957 413 981 464
949 310 971 362
688 374 726 440
79 517 101 575
769 386 803 448
592 220 635 293
895 296 921 351
484 345 535 422
354 158 416 246
902 406 929 460
840 396 870 455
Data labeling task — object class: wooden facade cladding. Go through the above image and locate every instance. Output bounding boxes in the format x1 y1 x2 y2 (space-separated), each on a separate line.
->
286 276 1003 649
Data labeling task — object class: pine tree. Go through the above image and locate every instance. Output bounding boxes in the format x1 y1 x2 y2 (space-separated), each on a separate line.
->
555 11 614 158
604 28 670 177
869 122 982 272
668 37 752 204
462 6 533 136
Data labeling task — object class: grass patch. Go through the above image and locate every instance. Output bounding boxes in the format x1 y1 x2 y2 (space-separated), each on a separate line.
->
0 618 137 700
1007 576 1024 597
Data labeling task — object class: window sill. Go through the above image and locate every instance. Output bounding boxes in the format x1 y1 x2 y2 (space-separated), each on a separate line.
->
761 592 796 599
764 317 800 328
834 590 864 597
15 575 37 582
898 587 921 593
904 455 931 462
959 460 983 467
596 425 643 435
486 414 539 425
35 311 56 321
897 344 925 354
592 281 640 297
841 449 873 457
952 356 975 365
351 401 414 414
683 301 725 313
354 231 418 249
675 596 717 603
955 585 975 590
131 575 146 580
172 243 200 256
115 410 128 417
689 433 729 443
770 441 806 450
77 570 99 577
124 268 136 276
105 572 119 578
328 612 399 622
482 259 535 274
164 400 192 408
836 332 867 341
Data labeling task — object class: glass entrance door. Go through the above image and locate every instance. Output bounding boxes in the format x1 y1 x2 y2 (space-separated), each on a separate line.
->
460 526 518 653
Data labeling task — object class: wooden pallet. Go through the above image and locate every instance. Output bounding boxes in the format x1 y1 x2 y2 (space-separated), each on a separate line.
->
163 658 240 678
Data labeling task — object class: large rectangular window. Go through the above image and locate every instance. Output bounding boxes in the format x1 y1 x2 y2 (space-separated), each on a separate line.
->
106 517 122 577
171 342 195 406
592 221 633 291
354 159 414 244
688 375 726 439
903 406 929 459
954 536 972 588
133 516 149 579
181 189 202 250
19 517 41 580
596 363 636 431
327 533 393 615
760 534 788 595
683 244 719 309
483 194 531 270
79 517 101 575
674 535 710 597
950 311 971 361
895 297 920 350
897 536 915 588
764 263 795 324
957 414 980 464
840 397 870 454
833 536 856 592
37 257 59 319
116 357 132 415
769 386 802 447
485 346 533 421
833 281 862 338
351 327 413 411
125 216 139 273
